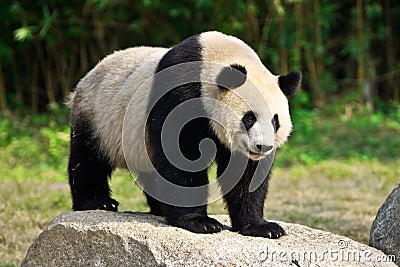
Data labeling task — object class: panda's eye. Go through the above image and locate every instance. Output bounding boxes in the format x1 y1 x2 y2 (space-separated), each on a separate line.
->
272 114 280 132
242 111 257 131
244 111 257 122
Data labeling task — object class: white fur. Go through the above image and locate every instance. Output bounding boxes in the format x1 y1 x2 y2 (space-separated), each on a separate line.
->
199 31 292 156
71 47 169 172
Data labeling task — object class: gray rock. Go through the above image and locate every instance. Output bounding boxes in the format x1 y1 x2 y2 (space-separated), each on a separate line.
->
22 211 395 267
370 183 400 266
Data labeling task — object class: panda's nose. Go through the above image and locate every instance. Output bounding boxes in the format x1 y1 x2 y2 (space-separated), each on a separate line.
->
256 144 273 153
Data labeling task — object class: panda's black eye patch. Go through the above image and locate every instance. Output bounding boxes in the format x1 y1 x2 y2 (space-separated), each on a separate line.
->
242 111 257 131
272 114 280 133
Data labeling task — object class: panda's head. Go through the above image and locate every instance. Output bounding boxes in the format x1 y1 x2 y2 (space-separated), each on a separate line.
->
199 32 301 160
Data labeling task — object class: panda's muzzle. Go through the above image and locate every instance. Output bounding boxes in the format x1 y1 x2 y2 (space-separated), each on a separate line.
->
256 144 273 153
249 144 273 156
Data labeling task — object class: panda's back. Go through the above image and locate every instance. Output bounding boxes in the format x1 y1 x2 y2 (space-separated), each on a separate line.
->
71 46 169 171
73 46 168 114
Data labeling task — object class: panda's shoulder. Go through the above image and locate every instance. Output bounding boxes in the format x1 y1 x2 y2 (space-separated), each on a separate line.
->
197 31 257 64
81 46 168 81
100 47 168 66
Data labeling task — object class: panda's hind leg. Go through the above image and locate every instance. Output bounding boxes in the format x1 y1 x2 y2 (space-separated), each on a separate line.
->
139 171 222 233
68 115 118 211
137 172 163 216
157 170 222 234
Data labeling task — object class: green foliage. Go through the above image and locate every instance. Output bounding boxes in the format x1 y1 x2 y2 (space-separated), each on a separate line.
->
276 102 400 167
1 101 399 181
0 104 70 182
0 0 399 110
13 26 34 42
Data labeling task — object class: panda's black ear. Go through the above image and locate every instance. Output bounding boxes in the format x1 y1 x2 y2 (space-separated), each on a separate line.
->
278 71 302 97
216 64 247 90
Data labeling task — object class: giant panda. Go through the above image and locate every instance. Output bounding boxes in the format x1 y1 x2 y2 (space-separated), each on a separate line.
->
68 31 301 239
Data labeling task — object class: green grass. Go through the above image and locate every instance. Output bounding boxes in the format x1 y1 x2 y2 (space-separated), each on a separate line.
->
0 102 399 266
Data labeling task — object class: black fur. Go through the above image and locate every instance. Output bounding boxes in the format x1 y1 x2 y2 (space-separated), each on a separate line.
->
68 108 118 211
242 111 257 131
145 34 223 233
278 71 302 97
272 114 280 133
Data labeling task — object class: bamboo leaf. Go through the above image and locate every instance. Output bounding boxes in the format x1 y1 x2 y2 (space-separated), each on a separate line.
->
13 27 34 43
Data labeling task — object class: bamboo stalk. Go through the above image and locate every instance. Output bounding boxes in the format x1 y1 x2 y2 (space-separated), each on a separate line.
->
314 0 324 99
280 49 288 74
67 46 78 93
257 1 274 58
31 55 39 113
35 42 56 104
293 1 302 70
356 0 365 103
54 46 69 100
303 0 325 107
80 39 88 73
45 61 56 104
246 0 259 44
11 60 23 105
0 62 7 110
384 0 399 101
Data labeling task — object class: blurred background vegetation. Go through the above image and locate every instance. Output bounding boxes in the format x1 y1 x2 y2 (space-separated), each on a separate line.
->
0 0 400 111
1 0 399 266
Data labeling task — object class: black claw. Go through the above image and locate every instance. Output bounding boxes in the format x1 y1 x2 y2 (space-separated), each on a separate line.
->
169 215 223 234
238 221 285 239
73 197 119 212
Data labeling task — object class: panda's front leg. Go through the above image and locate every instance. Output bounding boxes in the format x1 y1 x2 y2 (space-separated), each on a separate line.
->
223 172 285 239
217 148 285 239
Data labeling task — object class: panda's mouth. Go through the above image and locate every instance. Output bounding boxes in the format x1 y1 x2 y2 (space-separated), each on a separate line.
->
248 146 274 160
248 149 266 160
237 139 269 160
249 150 261 156
241 141 261 157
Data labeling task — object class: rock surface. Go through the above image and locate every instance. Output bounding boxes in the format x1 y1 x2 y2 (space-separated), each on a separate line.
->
22 211 395 267
370 183 400 266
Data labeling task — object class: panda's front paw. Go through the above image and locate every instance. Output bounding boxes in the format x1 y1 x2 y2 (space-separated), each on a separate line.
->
169 214 223 234
73 197 119 212
238 221 285 239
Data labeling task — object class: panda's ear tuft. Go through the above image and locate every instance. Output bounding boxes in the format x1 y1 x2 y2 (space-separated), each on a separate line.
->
216 64 247 90
230 64 247 75
278 71 302 97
